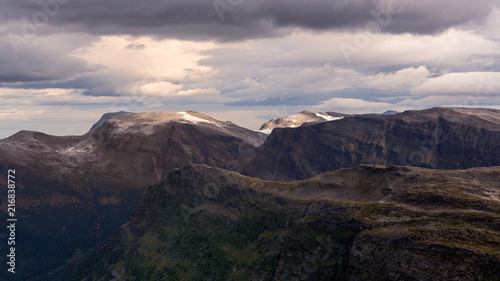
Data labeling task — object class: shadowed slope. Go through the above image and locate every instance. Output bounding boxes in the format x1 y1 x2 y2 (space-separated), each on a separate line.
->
61 164 500 281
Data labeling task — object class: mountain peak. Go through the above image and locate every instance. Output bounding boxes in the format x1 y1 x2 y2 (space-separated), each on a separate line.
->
382 110 399 115
97 111 226 135
90 111 130 131
92 110 267 147
259 110 353 132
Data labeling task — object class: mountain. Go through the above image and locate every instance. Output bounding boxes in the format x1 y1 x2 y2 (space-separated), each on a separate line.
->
60 164 500 281
243 107 500 181
89 111 130 131
3 107 500 280
0 111 266 280
259 111 353 133
382 110 399 115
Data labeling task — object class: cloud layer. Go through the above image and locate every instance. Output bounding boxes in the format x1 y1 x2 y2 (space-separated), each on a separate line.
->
1 0 498 40
0 1 499 138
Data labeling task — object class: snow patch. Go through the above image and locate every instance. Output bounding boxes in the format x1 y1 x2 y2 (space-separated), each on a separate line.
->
178 111 209 124
107 111 231 135
178 111 227 129
59 141 95 155
315 113 343 122
259 129 272 135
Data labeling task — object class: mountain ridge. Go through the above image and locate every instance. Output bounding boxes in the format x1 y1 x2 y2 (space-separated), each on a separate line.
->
59 164 500 281
242 107 500 180
2 106 500 280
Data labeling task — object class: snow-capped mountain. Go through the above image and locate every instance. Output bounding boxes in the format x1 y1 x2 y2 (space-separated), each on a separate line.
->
0 110 267 280
259 111 353 133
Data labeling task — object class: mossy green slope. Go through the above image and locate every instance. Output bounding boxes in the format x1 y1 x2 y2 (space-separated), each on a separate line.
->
61 165 500 281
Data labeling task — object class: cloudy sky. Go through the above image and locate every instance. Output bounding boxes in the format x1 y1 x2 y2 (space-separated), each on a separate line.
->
1 0 499 138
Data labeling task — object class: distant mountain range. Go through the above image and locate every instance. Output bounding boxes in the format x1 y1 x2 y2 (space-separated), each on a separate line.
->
258 110 399 133
0 107 499 280
243 107 500 180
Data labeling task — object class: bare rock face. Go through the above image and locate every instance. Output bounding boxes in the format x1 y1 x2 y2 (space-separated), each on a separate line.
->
60 164 500 281
89 111 130 131
0 111 266 281
243 107 500 181
89 111 267 183
259 111 353 133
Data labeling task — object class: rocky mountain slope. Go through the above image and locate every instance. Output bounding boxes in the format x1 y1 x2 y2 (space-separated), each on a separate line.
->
60 164 500 281
2 107 500 280
243 107 500 180
259 111 353 133
89 111 130 131
0 111 266 280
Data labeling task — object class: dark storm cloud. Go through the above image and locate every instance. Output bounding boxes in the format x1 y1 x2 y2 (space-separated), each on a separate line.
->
0 41 99 83
1 0 497 40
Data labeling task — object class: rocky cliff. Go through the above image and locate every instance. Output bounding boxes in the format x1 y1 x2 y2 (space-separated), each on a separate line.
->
60 164 500 281
243 107 500 180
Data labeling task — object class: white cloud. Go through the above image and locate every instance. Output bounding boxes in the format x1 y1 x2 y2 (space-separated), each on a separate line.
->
120 81 183 96
399 94 500 109
412 72 500 95
0 108 46 121
464 8 500 41
312 98 411 113
176 88 220 96
312 94 500 116
197 27 499 103
1 13 500 138
364 66 431 90
0 87 129 137
73 36 216 83
338 28 499 70
214 28 499 71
